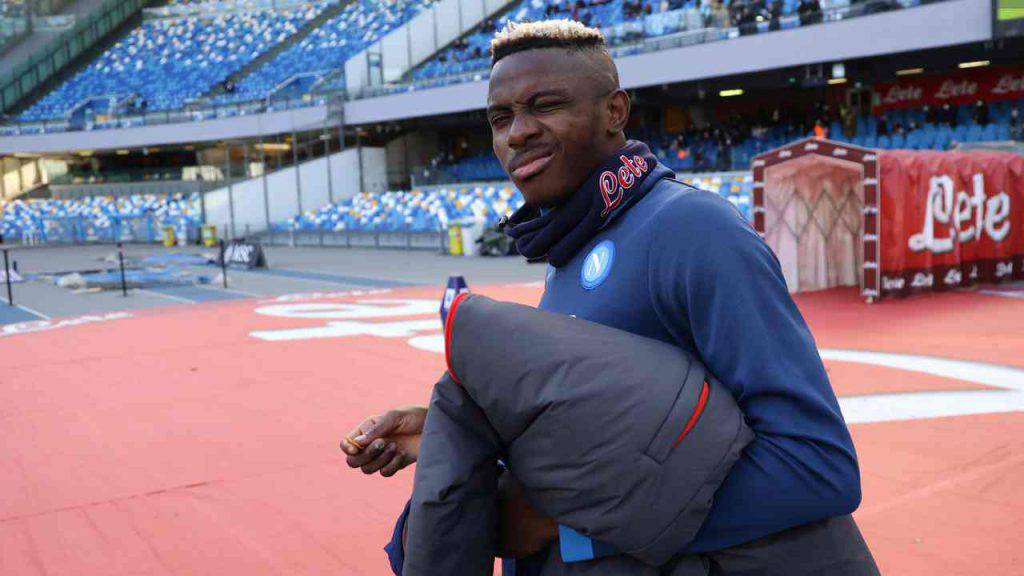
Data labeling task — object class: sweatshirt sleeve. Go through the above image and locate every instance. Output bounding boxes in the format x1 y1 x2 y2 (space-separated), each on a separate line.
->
648 190 861 553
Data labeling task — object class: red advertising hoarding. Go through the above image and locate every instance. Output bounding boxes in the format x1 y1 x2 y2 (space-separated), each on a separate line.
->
879 150 1024 296
874 68 1024 111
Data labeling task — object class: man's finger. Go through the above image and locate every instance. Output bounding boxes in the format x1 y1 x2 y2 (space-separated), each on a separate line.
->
379 452 410 477
340 416 377 455
353 411 401 448
341 411 400 455
346 438 389 468
360 442 398 475
340 435 364 454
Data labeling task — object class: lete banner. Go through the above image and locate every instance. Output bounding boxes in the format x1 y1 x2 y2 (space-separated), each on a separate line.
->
879 150 1024 296
874 68 1024 111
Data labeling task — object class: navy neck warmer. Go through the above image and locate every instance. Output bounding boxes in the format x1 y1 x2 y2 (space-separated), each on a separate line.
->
503 140 671 267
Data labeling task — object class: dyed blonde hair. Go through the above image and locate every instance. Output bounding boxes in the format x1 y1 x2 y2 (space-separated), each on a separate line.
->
490 19 609 66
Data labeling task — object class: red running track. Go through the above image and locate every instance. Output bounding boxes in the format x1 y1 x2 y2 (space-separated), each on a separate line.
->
1 285 1022 575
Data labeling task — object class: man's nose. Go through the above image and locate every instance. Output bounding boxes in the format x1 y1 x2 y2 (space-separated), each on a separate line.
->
507 113 541 149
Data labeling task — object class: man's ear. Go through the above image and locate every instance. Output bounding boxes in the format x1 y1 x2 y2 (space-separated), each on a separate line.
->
606 89 631 136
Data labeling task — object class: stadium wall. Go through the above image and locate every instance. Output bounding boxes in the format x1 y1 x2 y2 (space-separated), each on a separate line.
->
202 146 386 237
345 0 992 124
0 104 331 155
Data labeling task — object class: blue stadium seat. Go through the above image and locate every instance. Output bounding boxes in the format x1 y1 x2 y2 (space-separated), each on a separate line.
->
215 0 435 105
19 6 326 121
1 194 201 243
278 185 523 233
275 169 757 233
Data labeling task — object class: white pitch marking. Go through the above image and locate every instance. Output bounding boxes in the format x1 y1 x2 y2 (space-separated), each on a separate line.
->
820 348 1024 392
839 389 1024 424
255 299 436 320
139 289 195 304
246 297 1024 424
252 319 440 342
15 304 50 320
217 286 261 298
407 333 445 353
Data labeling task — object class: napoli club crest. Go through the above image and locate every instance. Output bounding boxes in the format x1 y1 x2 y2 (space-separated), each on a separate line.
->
580 240 615 290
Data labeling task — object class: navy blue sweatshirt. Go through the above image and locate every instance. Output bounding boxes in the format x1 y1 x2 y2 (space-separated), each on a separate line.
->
385 145 860 570
538 175 860 558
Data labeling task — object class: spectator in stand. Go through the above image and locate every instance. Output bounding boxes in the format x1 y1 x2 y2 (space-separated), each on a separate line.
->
813 119 828 139
940 102 957 126
876 117 889 137
841 105 857 138
972 99 989 126
768 0 783 30
736 3 759 35
624 0 644 18
923 105 938 125
797 0 822 25
1010 106 1023 141
712 0 731 27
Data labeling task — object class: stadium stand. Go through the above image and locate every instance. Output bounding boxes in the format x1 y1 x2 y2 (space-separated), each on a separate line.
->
273 169 751 234
16 4 328 121
212 0 438 105
0 170 748 242
276 184 522 232
3 0 939 127
401 0 906 89
410 0 632 83
0 0 29 51
0 193 201 242
428 97 1023 177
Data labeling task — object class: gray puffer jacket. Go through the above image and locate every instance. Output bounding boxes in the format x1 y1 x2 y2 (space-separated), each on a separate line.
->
403 294 755 576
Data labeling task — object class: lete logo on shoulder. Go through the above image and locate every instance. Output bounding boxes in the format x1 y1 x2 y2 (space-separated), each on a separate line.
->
580 240 615 290
599 154 649 216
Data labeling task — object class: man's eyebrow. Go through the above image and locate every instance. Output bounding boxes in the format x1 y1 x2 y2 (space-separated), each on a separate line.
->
524 89 571 102
487 88 572 114
486 102 509 115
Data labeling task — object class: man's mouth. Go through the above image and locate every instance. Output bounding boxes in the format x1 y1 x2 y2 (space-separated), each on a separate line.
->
510 152 554 181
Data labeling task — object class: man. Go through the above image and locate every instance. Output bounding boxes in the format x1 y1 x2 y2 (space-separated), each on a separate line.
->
342 20 877 575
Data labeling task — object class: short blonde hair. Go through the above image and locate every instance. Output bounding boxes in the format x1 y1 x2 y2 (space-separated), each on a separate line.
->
490 19 608 66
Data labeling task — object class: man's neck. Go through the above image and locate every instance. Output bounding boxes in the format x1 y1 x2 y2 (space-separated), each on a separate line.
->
544 136 631 210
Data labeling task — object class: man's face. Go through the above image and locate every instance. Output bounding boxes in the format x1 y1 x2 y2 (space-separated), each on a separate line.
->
487 49 613 207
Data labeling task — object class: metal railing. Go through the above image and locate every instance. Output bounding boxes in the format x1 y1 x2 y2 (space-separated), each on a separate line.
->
144 0 330 20
5 214 198 245
256 227 448 251
1 92 325 136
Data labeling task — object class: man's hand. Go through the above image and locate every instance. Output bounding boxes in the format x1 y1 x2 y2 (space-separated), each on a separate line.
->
498 472 559 558
340 406 427 477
